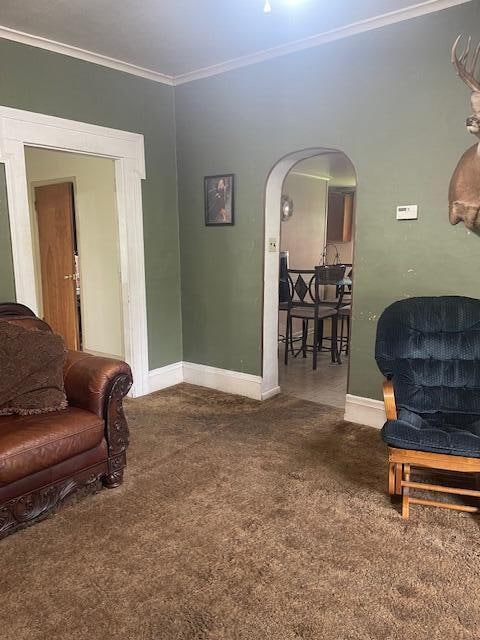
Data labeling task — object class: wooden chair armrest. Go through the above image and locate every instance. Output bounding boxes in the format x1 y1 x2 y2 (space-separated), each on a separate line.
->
383 379 397 420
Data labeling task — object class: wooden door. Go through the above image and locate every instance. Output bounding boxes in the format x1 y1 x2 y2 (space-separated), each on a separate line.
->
35 183 79 350
326 191 345 243
327 190 354 243
342 193 354 242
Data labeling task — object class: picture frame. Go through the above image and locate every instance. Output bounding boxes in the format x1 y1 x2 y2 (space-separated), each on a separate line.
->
204 174 235 226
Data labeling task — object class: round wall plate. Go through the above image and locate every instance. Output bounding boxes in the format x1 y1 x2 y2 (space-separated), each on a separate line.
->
281 195 294 221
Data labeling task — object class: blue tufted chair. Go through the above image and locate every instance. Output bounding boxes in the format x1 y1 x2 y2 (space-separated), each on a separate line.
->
375 296 480 519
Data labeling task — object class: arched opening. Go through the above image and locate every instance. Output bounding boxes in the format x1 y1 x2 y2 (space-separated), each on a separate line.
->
262 147 357 409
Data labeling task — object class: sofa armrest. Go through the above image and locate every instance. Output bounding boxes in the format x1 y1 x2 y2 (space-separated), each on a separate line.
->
383 379 397 421
64 351 132 418
64 351 133 488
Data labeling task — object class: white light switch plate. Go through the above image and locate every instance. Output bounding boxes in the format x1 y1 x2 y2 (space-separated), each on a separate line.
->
396 204 418 220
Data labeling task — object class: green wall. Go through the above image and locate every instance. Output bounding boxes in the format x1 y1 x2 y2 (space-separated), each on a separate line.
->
175 1 480 399
0 163 15 300
0 39 181 369
1 2 479 396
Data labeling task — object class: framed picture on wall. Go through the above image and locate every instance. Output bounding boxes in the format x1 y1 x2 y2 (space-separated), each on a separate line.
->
204 174 234 226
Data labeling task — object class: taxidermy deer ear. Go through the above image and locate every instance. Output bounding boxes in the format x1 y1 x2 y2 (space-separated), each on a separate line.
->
471 92 480 115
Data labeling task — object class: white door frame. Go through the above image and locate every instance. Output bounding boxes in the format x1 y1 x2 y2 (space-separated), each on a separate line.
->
0 106 149 397
262 147 353 399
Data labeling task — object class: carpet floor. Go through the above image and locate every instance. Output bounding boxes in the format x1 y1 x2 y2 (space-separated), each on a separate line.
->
2 384 480 639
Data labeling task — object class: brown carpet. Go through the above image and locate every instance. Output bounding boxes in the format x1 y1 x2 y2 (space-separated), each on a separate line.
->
2 384 480 639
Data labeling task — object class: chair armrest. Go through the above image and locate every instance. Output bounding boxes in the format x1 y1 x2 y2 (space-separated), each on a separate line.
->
63 351 132 419
383 379 397 420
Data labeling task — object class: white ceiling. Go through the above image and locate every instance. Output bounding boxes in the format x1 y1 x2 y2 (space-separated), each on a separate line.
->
0 0 464 78
291 152 356 188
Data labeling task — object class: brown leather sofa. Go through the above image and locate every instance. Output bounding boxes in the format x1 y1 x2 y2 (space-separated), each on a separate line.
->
0 303 133 538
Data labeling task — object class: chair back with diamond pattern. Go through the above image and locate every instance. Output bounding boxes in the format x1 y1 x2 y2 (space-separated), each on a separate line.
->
287 269 316 308
286 266 346 310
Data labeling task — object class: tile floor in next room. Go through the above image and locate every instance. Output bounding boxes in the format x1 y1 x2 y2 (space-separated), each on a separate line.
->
278 349 348 408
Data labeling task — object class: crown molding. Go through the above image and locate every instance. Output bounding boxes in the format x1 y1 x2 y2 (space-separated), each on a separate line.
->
0 24 175 86
0 0 472 87
173 0 471 85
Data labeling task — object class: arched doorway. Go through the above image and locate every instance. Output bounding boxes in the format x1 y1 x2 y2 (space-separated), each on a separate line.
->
261 147 357 407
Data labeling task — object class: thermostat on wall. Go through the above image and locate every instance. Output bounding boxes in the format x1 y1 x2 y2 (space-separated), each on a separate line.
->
396 205 418 220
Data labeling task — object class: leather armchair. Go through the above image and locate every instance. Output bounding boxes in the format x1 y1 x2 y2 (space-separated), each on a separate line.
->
0 304 133 538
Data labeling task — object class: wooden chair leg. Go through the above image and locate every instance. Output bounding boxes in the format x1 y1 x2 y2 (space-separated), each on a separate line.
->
395 463 403 495
475 473 480 492
388 462 395 496
389 449 480 519
402 464 410 519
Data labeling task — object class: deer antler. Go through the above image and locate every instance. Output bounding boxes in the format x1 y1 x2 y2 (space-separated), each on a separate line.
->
452 34 480 92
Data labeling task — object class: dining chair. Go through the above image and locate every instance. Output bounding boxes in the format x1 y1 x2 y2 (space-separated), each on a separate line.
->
316 264 349 364
284 265 345 370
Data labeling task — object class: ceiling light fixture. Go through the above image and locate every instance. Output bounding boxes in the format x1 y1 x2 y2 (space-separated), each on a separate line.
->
264 0 304 13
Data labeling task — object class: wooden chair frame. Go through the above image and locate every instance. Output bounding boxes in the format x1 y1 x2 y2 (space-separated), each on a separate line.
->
383 380 480 519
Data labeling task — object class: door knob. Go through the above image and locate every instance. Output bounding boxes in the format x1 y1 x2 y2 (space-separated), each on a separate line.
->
63 274 74 280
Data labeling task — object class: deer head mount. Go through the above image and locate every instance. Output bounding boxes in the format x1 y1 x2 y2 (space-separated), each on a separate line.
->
449 34 480 229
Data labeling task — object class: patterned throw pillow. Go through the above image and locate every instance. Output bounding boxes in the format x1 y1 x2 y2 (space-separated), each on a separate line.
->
0 319 67 415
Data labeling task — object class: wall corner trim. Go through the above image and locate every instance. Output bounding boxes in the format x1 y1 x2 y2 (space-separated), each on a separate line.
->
148 362 184 393
344 394 386 429
261 386 281 401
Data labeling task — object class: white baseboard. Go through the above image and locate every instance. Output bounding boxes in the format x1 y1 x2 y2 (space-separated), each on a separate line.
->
183 362 263 400
148 361 264 400
261 386 281 400
148 362 183 393
344 394 386 429
148 366 383 425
